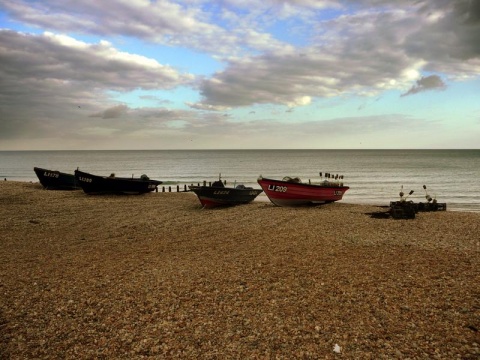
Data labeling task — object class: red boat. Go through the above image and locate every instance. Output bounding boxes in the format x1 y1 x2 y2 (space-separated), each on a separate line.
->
257 174 349 206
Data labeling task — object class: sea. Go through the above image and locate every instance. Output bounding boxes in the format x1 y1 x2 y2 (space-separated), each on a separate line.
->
1 149 479 212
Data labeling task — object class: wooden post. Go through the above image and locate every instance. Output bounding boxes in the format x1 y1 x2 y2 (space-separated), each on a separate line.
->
168 186 171 192
162 186 165 192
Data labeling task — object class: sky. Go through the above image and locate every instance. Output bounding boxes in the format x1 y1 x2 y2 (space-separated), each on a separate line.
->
0 0 479 150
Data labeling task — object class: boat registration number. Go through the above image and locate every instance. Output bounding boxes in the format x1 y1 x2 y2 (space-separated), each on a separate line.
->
214 190 230 195
78 177 92 183
334 190 343 195
43 172 59 178
268 185 287 192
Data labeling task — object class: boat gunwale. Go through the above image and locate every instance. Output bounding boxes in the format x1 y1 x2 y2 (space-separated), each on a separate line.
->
258 176 349 190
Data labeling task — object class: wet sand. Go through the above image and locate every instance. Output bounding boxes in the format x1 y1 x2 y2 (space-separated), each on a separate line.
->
1 181 479 359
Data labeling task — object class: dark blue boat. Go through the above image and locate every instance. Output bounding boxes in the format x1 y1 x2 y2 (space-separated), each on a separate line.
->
34 167 80 190
74 169 162 194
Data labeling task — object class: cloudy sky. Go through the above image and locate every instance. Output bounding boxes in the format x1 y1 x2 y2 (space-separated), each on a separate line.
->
1 0 479 150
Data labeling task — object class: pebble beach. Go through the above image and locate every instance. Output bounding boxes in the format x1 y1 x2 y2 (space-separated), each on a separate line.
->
1 181 479 359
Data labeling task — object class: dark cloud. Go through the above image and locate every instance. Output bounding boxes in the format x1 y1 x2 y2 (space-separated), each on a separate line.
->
454 0 480 25
401 75 446 97
405 0 480 65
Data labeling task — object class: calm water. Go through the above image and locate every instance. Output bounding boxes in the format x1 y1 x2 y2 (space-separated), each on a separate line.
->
1 149 479 212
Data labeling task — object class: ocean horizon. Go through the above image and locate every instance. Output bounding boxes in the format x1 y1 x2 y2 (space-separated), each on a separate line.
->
2 149 479 212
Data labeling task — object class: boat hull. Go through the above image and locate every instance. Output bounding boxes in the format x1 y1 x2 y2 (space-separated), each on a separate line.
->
75 170 162 195
258 177 349 206
189 186 263 208
34 167 80 190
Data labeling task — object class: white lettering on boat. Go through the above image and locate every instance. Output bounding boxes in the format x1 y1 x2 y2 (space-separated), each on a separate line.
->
43 172 59 178
213 190 230 195
78 177 92 183
334 190 343 195
268 185 287 192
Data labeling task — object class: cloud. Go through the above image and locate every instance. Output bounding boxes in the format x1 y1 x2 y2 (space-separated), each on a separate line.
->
0 30 195 140
193 1 480 109
90 104 129 119
1 0 479 149
173 113 439 149
0 0 287 55
401 75 446 97
0 30 194 90
1 1 212 40
196 7 402 108
196 41 411 108
186 102 231 112
403 0 480 73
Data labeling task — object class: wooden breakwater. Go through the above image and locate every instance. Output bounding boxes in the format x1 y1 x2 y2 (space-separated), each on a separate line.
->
159 180 227 193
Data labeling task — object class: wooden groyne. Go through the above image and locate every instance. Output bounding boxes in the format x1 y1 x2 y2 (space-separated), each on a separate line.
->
159 180 227 193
